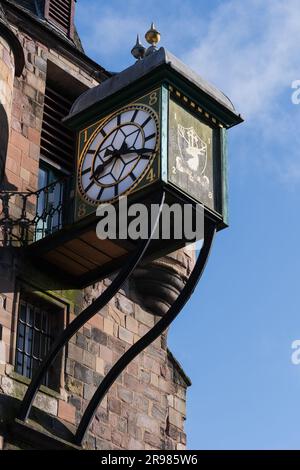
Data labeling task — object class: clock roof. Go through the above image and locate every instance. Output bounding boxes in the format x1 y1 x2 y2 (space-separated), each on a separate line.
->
65 47 242 128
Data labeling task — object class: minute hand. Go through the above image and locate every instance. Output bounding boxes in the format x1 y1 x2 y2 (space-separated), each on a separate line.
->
121 147 154 155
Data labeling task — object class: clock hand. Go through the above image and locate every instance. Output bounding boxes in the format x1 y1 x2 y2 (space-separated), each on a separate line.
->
92 154 119 179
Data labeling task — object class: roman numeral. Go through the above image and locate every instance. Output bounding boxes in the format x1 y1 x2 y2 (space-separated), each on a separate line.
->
141 116 152 128
97 188 104 200
84 181 95 193
117 114 121 125
129 172 137 182
131 109 139 122
81 167 91 176
100 129 107 137
145 132 156 142
114 184 119 197
86 149 95 154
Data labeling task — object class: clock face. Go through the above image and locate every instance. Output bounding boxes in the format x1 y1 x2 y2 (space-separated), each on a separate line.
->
78 104 159 205
168 98 218 212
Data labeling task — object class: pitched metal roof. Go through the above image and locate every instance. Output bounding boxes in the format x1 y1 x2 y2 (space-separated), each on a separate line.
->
68 47 241 123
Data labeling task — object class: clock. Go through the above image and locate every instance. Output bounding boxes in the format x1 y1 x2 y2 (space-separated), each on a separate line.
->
42 54 242 286
76 90 161 220
78 104 159 205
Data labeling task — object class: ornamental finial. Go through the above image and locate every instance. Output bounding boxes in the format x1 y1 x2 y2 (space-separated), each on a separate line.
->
145 22 161 46
145 22 161 56
131 34 146 61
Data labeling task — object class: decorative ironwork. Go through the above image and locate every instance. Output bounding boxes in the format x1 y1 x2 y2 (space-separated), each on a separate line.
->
18 190 166 423
75 219 216 446
0 177 71 247
17 186 216 446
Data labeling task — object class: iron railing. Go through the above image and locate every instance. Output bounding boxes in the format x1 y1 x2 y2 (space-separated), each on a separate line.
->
0 177 72 247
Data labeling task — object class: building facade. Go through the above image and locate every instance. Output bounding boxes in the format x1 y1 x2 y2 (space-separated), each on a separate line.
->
0 0 192 450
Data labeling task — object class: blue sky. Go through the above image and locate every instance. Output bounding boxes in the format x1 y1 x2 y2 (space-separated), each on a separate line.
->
76 0 300 450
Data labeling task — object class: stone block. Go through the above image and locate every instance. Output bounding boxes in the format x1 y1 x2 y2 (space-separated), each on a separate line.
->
83 350 96 369
117 386 133 404
96 357 105 375
0 341 6 364
35 392 58 416
137 413 159 434
108 397 122 415
168 408 183 429
135 306 155 327
126 315 139 334
91 327 108 345
118 326 133 345
58 400 76 424
115 295 134 315
66 377 83 397
74 363 93 384
103 318 114 336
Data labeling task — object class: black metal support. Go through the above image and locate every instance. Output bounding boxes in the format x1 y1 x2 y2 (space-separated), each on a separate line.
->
18 191 166 422
74 219 216 446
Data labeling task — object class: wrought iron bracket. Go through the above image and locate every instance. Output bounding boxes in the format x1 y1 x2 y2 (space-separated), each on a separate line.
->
75 219 216 445
17 189 216 447
18 190 166 422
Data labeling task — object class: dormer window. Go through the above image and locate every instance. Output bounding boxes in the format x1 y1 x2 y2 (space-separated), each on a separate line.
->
45 0 75 38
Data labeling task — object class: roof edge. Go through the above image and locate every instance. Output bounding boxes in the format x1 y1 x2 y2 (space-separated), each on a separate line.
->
167 348 192 387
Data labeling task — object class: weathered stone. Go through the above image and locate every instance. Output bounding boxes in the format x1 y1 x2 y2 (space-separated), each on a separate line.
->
76 333 88 350
96 357 105 375
151 403 167 421
144 431 163 449
74 363 93 384
128 437 145 450
83 350 96 369
108 398 121 415
135 305 155 327
91 327 108 345
136 413 159 434
34 392 58 416
66 377 83 396
168 408 183 429
83 383 96 400
115 295 134 315
117 386 133 404
118 326 134 345
58 400 76 424
1 376 26 400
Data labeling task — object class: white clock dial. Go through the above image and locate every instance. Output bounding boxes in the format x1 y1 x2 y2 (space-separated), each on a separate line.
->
78 104 159 204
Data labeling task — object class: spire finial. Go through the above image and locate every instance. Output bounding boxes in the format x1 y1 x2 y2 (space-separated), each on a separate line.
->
145 22 161 47
144 22 161 56
131 34 146 61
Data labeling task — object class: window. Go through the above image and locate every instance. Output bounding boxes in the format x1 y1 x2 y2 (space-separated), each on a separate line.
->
15 294 64 390
45 0 75 38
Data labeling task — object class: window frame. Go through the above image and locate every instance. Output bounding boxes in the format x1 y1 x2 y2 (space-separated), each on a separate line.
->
12 285 69 393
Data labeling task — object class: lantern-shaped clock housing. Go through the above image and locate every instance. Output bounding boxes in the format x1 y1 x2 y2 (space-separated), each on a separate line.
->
28 49 242 287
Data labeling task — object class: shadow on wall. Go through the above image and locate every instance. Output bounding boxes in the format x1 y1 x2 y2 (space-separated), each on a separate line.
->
0 103 16 191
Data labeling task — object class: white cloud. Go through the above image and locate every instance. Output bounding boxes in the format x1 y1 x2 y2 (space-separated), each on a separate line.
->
185 0 300 120
76 0 300 184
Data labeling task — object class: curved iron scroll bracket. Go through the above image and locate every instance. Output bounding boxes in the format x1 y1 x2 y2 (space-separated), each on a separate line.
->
18 191 166 422
75 219 216 446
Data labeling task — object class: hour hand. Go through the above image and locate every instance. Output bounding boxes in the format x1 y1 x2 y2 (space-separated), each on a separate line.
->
90 150 116 180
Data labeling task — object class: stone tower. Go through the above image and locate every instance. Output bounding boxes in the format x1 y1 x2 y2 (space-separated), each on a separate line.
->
0 0 192 450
